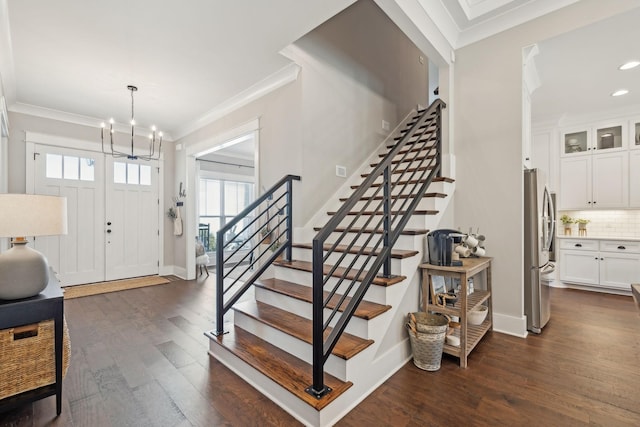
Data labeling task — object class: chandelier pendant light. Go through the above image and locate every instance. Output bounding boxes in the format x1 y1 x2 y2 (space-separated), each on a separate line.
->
100 85 162 160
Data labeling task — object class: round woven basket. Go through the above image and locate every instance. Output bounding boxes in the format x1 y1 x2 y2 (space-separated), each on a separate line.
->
407 312 448 371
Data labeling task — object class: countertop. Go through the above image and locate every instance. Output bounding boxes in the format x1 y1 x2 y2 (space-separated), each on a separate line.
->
556 235 640 242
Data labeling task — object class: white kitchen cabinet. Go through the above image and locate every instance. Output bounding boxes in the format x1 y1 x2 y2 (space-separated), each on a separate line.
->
559 249 600 285
559 157 590 209
559 238 640 291
558 151 627 209
591 151 628 208
599 252 640 289
630 150 640 206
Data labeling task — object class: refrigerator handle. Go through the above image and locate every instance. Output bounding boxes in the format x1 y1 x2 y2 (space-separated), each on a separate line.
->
542 186 554 252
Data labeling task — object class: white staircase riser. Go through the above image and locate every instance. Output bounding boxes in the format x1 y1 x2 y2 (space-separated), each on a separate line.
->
290 248 405 272
331 214 430 229
272 267 397 306
233 309 364 381
321 233 422 251
349 197 438 212
254 286 387 339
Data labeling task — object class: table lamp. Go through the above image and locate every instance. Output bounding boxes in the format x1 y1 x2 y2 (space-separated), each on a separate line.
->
0 194 67 300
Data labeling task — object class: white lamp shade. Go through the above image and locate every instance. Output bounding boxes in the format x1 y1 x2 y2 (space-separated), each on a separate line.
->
0 194 67 238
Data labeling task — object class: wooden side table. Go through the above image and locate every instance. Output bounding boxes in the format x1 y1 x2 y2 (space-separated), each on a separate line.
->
0 274 64 415
419 257 492 368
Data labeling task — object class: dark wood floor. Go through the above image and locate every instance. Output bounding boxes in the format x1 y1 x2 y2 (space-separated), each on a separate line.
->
1 277 639 426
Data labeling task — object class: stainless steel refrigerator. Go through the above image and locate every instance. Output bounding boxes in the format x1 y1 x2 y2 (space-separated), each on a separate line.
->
524 169 555 333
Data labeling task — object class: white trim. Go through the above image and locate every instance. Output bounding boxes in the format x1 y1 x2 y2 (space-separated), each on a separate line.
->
0 95 9 136
186 119 259 158
173 63 299 140
184 119 260 280
25 134 167 278
24 131 165 160
492 312 528 338
374 0 453 67
0 0 16 106
11 103 175 141
456 0 579 48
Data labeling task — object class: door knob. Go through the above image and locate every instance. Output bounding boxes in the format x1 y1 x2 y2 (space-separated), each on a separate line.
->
107 229 112 234
107 222 112 226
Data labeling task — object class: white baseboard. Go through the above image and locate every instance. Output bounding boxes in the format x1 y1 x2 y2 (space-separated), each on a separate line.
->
492 311 527 338
160 265 188 280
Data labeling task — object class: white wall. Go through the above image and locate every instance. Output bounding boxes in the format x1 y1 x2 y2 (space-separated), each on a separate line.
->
453 0 639 336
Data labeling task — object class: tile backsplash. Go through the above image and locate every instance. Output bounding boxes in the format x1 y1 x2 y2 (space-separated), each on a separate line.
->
558 210 640 238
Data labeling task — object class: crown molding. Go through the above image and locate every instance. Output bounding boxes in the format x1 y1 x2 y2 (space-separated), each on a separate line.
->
173 62 300 141
0 0 16 106
9 102 174 141
456 0 579 48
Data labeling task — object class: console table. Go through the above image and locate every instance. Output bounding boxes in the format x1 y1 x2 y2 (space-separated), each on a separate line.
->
0 274 64 415
419 257 493 368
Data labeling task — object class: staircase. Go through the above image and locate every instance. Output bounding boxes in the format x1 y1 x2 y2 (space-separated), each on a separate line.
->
207 100 453 426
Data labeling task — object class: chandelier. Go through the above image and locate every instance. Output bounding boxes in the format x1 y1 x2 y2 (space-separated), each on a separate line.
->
101 85 162 160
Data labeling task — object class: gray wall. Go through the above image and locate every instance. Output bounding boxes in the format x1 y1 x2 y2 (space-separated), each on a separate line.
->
453 0 639 334
179 0 428 224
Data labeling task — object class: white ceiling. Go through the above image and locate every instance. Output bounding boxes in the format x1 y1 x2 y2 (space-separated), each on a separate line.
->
0 0 610 141
1 0 355 139
532 7 640 125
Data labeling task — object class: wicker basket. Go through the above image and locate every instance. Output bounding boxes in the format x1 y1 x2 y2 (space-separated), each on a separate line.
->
406 312 448 371
0 318 71 400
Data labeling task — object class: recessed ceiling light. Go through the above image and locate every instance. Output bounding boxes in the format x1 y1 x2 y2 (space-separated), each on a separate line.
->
619 61 640 70
611 89 629 97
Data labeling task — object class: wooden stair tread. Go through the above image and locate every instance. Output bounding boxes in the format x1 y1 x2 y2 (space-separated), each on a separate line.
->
292 242 418 259
327 209 439 216
255 278 391 320
273 260 405 286
233 301 374 360
379 144 437 157
339 192 446 202
350 176 454 189
370 154 436 166
313 226 429 236
360 165 434 178
208 326 352 410
391 135 437 145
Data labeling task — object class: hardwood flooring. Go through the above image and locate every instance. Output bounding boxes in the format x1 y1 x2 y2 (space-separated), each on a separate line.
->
1 277 639 426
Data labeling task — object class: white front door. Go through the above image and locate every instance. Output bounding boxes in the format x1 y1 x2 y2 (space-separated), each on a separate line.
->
33 145 106 285
105 157 159 280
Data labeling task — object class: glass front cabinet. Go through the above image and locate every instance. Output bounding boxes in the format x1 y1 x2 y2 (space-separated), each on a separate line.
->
561 122 626 157
632 119 640 149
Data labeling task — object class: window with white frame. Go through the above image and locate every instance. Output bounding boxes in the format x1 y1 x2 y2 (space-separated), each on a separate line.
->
46 154 96 181
199 178 254 251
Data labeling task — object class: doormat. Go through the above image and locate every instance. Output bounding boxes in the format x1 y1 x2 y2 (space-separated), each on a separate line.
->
63 275 172 299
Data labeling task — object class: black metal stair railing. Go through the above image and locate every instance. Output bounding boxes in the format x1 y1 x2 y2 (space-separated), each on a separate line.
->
211 174 301 336
307 99 446 398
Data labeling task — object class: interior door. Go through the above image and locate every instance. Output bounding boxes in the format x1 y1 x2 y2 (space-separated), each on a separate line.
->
33 145 105 285
105 157 159 280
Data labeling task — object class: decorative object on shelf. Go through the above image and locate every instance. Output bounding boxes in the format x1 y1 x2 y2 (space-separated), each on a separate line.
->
452 227 487 260
0 194 67 300
468 305 488 325
560 214 574 235
576 218 589 236
406 312 448 371
100 85 162 161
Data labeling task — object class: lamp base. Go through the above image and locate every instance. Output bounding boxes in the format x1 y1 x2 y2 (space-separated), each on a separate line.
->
0 241 50 300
